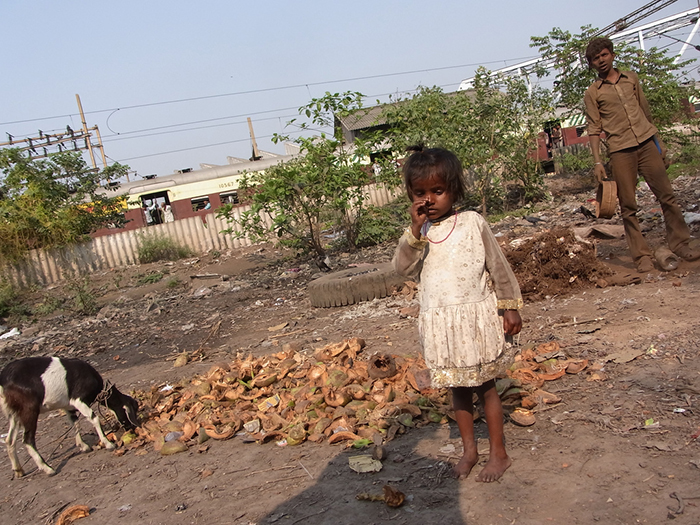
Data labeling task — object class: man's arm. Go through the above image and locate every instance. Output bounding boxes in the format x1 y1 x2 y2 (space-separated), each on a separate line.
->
588 135 607 183
584 87 607 183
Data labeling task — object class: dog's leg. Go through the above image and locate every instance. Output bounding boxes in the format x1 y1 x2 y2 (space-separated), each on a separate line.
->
6 416 25 478
72 399 114 449
20 408 55 476
66 409 91 452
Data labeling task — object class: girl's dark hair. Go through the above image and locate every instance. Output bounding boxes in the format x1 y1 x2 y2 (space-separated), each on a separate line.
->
402 146 465 203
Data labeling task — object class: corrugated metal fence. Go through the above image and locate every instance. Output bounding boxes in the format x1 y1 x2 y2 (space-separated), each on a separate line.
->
2 183 402 288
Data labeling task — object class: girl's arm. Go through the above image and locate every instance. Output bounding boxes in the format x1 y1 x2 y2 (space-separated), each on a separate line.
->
392 229 426 278
393 197 430 278
478 215 523 335
503 310 522 336
479 217 522 309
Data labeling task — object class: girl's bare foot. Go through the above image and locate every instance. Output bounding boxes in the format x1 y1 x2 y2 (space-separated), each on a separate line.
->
453 448 478 478
476 454 511 482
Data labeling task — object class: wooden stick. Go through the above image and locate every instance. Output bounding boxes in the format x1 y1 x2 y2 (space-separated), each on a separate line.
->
268 328 307 339
552 317 605 328
243 465 295 477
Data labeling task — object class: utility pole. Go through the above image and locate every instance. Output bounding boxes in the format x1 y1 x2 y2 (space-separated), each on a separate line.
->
247 117 262 161
0 94 108 171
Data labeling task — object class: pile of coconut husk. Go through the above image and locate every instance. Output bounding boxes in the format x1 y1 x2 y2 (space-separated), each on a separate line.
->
121 338 453 454
498 341 591 426
112 339 593 454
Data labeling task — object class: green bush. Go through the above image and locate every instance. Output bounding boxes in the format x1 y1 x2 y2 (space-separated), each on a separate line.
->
0 280 17 318
355 200 410 248
34 295 64 316
667 140 700 180
66 277 98 316
559 148 594 174
137 271 165 285
137 234 192 264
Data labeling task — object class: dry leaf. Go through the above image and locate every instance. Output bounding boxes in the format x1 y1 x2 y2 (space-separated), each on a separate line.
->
267 322 289 332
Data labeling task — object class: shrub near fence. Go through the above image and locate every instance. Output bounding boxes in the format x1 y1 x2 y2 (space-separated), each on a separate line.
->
1 183 401 288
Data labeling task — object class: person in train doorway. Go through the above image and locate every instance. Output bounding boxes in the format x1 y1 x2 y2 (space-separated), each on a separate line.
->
143 202 153 226
163 202 174 223
148 200 161 224
584 36 700 273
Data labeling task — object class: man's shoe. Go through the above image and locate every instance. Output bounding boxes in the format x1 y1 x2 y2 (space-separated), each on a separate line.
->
636 256 654 273
674 245 700 262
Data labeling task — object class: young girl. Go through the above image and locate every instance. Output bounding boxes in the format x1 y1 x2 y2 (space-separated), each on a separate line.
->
393 147 522 482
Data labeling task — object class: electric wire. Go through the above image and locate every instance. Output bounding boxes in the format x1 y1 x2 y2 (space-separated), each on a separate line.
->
0 56 539 127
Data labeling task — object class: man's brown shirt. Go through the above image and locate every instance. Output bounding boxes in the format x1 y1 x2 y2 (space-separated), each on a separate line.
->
584 70 657 153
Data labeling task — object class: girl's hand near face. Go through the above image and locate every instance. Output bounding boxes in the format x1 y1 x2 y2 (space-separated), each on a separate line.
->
503 310 522 336
410 198 429 238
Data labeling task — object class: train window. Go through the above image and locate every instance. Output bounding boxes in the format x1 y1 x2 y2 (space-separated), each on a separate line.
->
191 197 211 211
220 191 239 204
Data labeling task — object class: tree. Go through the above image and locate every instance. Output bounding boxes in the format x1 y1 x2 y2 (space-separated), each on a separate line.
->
530 26 696 129
0 149 129 264
218 91 379 257
381 69 554 213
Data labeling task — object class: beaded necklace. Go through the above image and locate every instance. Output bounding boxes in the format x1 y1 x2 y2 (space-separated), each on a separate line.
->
421 210 457 244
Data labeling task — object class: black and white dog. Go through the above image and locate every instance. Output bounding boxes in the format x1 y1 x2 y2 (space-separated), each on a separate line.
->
0 356 138 478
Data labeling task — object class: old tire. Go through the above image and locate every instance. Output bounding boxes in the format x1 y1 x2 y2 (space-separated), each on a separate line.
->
308 263 408 307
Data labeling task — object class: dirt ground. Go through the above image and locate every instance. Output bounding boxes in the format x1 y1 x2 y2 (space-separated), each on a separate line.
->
1 172 700 525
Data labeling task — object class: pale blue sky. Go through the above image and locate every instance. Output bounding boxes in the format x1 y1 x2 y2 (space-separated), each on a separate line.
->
1 1 697 180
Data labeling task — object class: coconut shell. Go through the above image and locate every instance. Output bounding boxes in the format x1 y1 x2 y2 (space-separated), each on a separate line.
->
308 432 325 443
396 404 422 417
287 424 307 445
386 424 401 442
566 359 589 374
346 384 366 400
252 373 278 388
324 389 352 407
181 420 198 441
536 341 560 354
368 354 398 379
314 417 332 434
510 408 536 426
326 368 350 388
308 365 326 382
56 505 90 525
383 485 405 508
328 431 362 444
160 440 188 455
203 425 235 440
397 413 414 427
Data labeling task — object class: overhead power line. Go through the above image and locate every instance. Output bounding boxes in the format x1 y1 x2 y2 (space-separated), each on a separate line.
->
0 56 539 127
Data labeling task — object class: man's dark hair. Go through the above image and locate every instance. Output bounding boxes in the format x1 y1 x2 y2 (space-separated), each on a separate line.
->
585 37 614 65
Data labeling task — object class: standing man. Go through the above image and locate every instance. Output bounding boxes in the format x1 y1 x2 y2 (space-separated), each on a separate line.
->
584 37 699 272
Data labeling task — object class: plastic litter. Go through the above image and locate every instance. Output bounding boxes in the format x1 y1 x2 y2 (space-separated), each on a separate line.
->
0 328 20 339
165 431 184 442
349 455 383 473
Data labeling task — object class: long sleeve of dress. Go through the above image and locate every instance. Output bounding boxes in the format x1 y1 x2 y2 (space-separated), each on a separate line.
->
392 228 427 279
479 218 523 310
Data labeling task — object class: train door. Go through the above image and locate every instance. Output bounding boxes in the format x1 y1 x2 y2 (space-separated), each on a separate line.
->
141 191 170 225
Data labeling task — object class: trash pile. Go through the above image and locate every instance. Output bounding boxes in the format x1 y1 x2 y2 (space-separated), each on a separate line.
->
122 338 453 454
498 341 590 426
504 227 610 301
